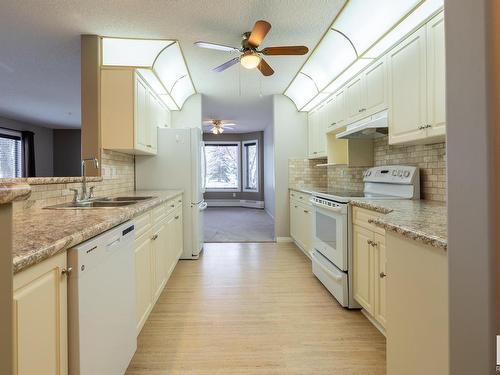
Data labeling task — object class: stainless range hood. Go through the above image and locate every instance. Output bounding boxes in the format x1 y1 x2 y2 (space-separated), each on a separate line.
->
336 110 388 139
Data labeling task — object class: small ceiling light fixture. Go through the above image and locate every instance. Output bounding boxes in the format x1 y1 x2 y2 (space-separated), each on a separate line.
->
240 51 261 69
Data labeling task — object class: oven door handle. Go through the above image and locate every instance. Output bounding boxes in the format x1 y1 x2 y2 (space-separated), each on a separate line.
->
312 252 343 281
310 199 344 213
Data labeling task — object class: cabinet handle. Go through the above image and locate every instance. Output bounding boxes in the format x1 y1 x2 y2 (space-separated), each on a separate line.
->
175 215 180 219
170 204 175 208
367 240 377 247
61 267 73 276
151 233 159 241
294 205 298 208
304 210 309 213
358 108 366 113
379 272 387 278
178 199 182 203
331 122 336 126
425 124 432 129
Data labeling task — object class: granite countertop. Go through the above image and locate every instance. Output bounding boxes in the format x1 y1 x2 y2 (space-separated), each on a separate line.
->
12 190 183 274
351 199 447 250
0 182 31 204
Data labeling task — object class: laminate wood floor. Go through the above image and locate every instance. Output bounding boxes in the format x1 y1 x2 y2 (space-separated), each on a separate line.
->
126 243 386 375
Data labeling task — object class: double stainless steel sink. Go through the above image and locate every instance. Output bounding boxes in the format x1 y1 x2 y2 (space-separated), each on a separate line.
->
45 196 154 210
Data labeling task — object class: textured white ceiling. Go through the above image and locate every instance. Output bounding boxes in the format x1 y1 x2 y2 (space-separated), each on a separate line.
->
0 0 345 128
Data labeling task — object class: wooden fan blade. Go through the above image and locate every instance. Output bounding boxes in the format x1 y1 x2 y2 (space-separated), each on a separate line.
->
194 41 239 52
212 57 240 72
261 46 309 55
248 20 272 48
257 59 274 76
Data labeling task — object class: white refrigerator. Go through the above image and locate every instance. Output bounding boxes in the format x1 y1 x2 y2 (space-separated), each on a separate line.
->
135 127 206 259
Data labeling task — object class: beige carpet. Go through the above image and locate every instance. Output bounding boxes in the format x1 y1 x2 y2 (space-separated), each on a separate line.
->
204 207 275 242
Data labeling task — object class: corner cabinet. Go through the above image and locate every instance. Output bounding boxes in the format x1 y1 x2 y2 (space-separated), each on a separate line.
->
352 207 387 332
388 11 446 145
12 252 68 375
101 68 171 155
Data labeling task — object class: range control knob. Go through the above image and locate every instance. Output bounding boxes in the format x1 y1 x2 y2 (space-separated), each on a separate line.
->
366 170 371 176
392 170 397 176
397 170 403 177
403 171 410 177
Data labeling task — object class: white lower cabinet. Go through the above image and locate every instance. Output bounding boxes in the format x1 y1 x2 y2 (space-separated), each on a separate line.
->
133 196 184 335
12 252 68 375
289 191 313 256
352 207 386 331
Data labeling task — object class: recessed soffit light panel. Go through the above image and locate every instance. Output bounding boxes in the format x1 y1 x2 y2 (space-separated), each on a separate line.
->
102 38 173 67
284 0 443 111
101 37 196 110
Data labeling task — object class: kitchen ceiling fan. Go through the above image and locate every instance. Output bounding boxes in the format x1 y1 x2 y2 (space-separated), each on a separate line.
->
194 20 309 76
203 119 237 135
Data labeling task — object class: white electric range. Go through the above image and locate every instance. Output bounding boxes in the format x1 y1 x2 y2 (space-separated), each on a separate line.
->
310 165 420 308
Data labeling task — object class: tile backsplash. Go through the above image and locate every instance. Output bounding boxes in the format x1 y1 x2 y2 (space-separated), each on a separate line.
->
289 136 447 202
15 149 135 210
289 158 327 189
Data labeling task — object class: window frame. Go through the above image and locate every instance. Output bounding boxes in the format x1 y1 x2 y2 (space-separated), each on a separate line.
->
0 127 23 178
204 141 241 193
242 139 259 193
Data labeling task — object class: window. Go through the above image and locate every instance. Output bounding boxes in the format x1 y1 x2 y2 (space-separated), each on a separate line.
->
204 142 240 191
243 140 259 192
0 128 23 178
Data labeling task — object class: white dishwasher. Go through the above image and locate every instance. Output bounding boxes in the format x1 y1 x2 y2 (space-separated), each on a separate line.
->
68 221 136 375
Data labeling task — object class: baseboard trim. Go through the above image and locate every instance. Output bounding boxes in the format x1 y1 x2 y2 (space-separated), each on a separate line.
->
360 309 386 337
206 199 264 209
264 208 275 220
276 236 293 243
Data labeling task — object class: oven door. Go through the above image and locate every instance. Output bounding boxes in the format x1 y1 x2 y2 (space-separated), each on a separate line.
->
312 201 348 271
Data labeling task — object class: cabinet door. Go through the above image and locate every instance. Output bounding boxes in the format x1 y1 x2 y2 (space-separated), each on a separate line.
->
302 205 313 253
373 233 387 328
352 225 374 314
324 97 335 129
135 234 153 334
13 253 67 375
164 214 177 278
151 219 169 302
174 209 184 261
331 89 346 130
290 201 299 243
426 11 446 138
346 75 366 122
364 57 387 115
308 112 316 158
316 113 327 156
135 77 148 151
388 27 427 144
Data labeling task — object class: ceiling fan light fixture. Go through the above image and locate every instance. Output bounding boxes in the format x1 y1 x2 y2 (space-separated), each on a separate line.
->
211 127 219 135
240 51 261 69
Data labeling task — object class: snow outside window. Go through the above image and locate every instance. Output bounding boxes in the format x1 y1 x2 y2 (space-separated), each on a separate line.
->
205 142 241 192
243 140 259 192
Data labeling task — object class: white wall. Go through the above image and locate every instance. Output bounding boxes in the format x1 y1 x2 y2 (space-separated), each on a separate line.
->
263 122 275 219
0 116 54 176
172 94 202 129
272 94 308 239
445 0 495 373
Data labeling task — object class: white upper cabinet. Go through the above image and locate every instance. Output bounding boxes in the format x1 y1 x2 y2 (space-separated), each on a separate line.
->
364 56 387 115
387 26 427 144
345 56 387 125
388 11 446 145
308 107 327 159
101 68 170 155
425 11 446 138
330 89 346 130
346 75 365 122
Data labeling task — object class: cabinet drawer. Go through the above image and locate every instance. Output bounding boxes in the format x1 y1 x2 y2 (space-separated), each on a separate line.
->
352 206 385 235
134 212 151 239
290 190 312 205
152 203 168 224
